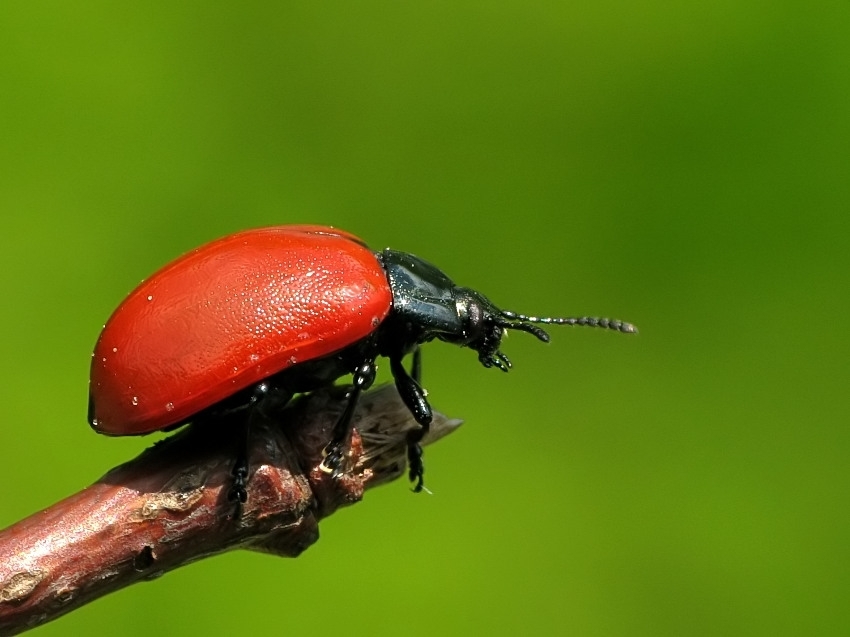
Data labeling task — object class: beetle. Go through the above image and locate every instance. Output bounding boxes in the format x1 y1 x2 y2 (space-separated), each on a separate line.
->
89 225 636 499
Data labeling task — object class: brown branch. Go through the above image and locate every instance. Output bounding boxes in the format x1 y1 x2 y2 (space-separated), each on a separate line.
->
0 385 461 636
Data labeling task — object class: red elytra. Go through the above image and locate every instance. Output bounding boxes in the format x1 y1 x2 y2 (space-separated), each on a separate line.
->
89 225 392 435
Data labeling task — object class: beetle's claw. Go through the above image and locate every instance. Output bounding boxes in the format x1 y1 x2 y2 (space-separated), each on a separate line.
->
319 443 344 476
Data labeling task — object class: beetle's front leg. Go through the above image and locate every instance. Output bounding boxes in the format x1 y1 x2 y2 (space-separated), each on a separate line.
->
410 346 422 384
390 354 431 492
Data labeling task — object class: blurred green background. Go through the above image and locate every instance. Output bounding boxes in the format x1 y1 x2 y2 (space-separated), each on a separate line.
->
1 2 848 635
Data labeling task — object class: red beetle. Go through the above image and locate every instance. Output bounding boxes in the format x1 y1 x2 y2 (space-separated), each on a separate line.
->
90 225 636 497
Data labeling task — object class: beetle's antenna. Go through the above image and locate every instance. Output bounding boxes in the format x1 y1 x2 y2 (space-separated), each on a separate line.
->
501 311 638 335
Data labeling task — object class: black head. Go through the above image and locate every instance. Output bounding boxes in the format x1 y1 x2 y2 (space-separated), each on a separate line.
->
379 249 637 371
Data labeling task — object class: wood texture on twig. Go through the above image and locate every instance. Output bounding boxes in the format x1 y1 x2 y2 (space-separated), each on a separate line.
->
0 385 461 636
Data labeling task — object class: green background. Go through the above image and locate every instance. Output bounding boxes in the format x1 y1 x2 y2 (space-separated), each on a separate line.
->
1 2 848 635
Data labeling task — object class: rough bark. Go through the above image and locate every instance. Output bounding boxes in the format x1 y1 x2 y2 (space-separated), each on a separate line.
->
0 385 461 636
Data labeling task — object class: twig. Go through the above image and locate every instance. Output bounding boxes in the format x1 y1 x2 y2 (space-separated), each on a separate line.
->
0 385 461 636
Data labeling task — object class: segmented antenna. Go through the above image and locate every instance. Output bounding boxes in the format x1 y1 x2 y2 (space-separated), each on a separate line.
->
500 311 638 335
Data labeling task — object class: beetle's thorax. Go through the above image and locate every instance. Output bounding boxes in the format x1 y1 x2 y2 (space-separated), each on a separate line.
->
377 249 507 366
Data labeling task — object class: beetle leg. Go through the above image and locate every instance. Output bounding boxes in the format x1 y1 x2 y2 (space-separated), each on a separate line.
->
229 383 293 505
229 410 254 505
411 346 422 384
229 423 250 505
320 359 377 476
390 354 432 492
